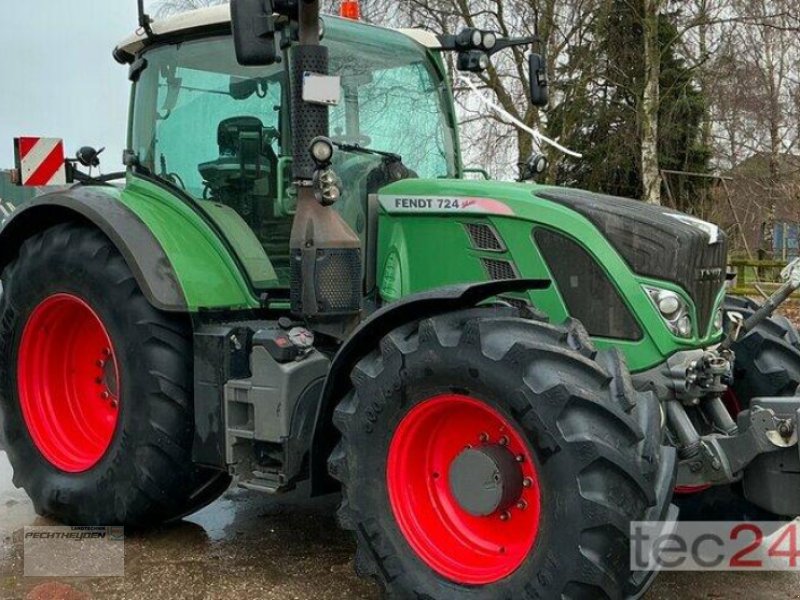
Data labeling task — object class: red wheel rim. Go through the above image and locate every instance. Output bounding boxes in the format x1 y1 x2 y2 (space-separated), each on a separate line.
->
17 294 120 473
387 394 541 585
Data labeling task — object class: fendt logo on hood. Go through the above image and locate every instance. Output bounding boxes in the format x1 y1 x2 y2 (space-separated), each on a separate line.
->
379 195 515 216
697 267 724 281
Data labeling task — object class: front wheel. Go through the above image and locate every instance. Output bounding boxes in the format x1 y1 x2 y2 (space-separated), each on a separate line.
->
725 295 800 404
0 223 230 526
330 308 675 598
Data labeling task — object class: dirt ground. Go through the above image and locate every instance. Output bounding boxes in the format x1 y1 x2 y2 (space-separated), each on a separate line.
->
3 301 800 599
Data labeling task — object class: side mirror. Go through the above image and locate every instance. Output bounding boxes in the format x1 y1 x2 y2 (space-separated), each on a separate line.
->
231 0 278 66
76 146 105 168
529 53 549 107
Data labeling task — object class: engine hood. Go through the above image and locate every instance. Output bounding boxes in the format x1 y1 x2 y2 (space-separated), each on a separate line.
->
533 187 727 335
378 178 728 336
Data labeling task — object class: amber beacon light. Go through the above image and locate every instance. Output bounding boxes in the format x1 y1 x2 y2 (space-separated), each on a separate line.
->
340 0 361 20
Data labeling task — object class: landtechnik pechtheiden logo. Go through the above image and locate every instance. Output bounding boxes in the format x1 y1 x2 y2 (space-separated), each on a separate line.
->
22 526 125 577
632 520 800 571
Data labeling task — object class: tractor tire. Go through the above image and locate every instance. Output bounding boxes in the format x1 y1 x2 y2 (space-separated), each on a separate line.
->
329 307 676 599
725 295 800 404
0 222 231 526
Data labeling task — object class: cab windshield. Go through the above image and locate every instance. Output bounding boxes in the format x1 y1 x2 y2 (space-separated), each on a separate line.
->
130 22 458 288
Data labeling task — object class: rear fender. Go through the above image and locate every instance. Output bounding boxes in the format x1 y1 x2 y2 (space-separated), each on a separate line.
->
0 179 264 312
0 185 187 311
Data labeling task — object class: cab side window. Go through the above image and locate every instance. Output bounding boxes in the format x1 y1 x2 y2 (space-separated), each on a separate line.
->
132 40 293 287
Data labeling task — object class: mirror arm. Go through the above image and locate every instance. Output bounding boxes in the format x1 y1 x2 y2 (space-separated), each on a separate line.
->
487 35 539 57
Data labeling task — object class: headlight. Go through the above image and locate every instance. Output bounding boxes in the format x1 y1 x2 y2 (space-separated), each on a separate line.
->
644 286 693 338
656 292 680 317
309 136 334 166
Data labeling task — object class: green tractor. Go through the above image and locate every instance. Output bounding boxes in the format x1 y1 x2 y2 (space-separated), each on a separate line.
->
3 1 800 598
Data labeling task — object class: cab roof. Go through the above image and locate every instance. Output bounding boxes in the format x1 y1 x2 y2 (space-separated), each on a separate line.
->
115 5 440 63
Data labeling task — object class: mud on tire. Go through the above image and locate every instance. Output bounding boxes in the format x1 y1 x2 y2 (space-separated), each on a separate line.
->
0 223 230 526
329 307 675 599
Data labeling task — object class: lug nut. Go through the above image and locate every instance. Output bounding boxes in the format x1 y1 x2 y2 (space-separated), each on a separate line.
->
96 360 105 368
100 391 110 400
498 436 509 446
102 348 111 357
523 477 533 488
517 500 527 510
478 433 489 443
515 454 525 463
110 400 118 410
499 511 511 521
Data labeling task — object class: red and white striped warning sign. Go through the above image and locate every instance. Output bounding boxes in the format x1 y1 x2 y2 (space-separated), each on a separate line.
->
14 137 67 187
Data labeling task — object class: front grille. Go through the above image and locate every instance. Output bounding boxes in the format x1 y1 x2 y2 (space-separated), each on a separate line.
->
534 228 643 340
536 188 727 335
482 258 517 281
465 223 505 252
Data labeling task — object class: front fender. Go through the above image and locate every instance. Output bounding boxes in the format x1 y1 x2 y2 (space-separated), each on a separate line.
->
309 278 551 495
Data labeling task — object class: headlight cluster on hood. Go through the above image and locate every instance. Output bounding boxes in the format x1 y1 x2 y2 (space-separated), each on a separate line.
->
644 286 693 338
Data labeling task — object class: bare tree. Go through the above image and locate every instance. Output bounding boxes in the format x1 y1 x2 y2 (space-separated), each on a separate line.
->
640 0 664 204
701 0 800 255
154 0 229 17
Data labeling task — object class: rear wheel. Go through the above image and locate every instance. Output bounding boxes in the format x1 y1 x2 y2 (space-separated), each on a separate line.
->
0 223 230 526
330 308 675 599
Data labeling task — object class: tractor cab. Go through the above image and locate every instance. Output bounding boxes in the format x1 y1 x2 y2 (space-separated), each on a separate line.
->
122 11 457 290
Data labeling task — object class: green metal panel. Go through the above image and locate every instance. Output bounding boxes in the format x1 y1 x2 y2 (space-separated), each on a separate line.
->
377 178 725 372
118 175 261 311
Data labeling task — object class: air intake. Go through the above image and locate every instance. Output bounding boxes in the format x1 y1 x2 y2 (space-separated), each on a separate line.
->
481 258 517 281
290 248 362 316
465 223 505 252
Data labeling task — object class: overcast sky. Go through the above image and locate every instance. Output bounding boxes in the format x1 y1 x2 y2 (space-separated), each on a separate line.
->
0 1 159 171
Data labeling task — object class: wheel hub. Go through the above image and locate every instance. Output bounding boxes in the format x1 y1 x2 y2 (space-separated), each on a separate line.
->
449 444 523 517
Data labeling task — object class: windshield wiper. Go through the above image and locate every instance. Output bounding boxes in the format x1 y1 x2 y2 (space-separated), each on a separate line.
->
333 142 402 163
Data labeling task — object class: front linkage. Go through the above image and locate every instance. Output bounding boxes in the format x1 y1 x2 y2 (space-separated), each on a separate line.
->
645 258 800 513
